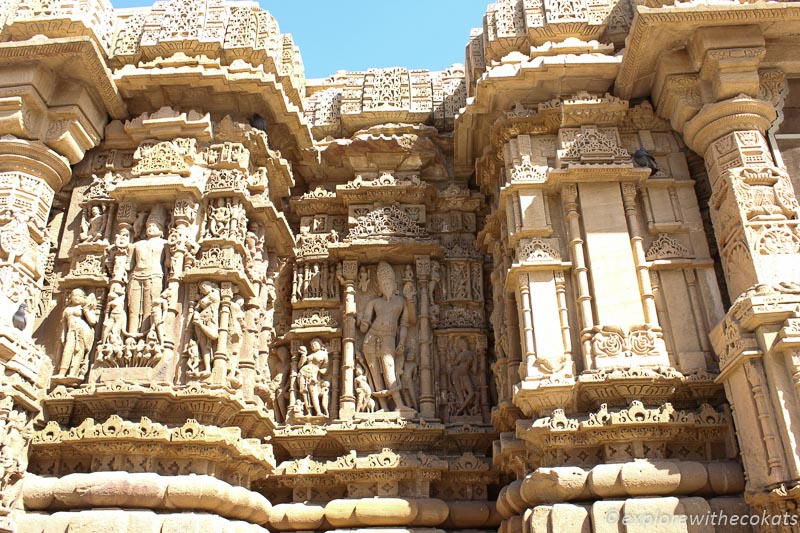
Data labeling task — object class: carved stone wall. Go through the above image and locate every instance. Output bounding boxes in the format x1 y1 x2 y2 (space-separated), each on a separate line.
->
2 0 800 532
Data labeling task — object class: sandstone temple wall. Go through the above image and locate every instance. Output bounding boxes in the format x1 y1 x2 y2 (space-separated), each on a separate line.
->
0 0 799 532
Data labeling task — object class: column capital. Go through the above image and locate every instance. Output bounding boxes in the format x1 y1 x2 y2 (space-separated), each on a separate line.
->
683 94 776 157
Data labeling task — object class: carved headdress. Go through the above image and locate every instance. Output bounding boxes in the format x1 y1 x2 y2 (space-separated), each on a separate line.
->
376 261 396 291
146 206 168 230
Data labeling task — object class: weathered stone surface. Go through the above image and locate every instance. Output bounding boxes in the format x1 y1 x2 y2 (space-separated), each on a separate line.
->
2 0 800 530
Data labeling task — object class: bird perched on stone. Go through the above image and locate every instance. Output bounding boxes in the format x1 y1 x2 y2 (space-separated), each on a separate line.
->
633 148 659 176
12 302 26 331
251 113 268 132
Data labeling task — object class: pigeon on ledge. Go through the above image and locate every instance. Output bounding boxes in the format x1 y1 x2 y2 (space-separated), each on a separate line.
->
12 302 26 331
633 148 659 176
251 113 268 132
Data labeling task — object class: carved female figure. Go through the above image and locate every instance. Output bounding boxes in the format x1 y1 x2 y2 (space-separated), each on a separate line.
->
296 338 329 417
58 288 99 378
358 266 371 293
191 281 220 377
449 336 477 416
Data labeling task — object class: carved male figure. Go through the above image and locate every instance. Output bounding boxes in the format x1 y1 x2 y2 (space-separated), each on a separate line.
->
359 262 416 410
127 207 169 336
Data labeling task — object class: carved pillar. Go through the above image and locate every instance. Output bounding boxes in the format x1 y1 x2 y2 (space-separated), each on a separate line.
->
621 182 659 327
339 260 357 419
0 137 95 530
477 336 490 422
681 84 800 511
213 282 233 385
415 255 435 419
329 338 341 419
561 183 594 370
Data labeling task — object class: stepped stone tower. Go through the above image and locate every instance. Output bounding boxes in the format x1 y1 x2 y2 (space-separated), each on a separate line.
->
1 0 800 531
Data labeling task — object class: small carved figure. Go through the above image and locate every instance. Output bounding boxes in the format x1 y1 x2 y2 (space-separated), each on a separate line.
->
191 281 220 377
79 205 107 243
150 287 171 346
108 227 132 283
358 266 371 293
101 285 127 345
309 263 322 298
327 264 338 299
267 345 290 421
185 338 201 376
429 261 441 303
355 364 375 413
58 289 99 378
296 338 329 417
449 336 477 416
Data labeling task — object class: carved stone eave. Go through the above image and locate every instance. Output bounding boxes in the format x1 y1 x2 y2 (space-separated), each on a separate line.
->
545 165 650 192
30 415 276 481
505 263 570 293
516 401 732 458
514 380 577 419
113 58 313 153
249 202 295 257
0 36 126 120
615 2 800 101
454 55 621 175
328 239 443 264
43 382 277 435
109 174 204 202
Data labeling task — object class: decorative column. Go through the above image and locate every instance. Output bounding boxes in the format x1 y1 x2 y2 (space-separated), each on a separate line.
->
621 182 659 327
0 140 70 532
561 183 594 370
338 260 357 419
673 32 800 513
415 255 435 419
329 338 341 419
212 282 233 385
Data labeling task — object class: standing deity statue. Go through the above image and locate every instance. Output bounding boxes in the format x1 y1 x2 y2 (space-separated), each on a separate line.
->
449 336 478 416
127 207 168 336
359 262 417 411
296 338 329 417
58 289 99 378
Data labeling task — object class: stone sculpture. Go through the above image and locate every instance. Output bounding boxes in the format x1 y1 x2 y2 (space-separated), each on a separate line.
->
359 262 416 411
127 207 169 336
